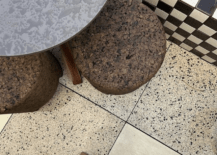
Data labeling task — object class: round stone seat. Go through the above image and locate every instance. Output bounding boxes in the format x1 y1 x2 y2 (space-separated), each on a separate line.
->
0 52 63 114
68 0 166 95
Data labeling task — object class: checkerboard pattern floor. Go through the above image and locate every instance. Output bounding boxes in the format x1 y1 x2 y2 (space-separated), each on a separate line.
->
142 0 217 66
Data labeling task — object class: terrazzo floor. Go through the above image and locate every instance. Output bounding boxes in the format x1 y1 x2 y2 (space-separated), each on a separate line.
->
1 40 217 155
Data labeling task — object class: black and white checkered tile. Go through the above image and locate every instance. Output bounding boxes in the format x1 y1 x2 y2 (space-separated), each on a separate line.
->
142 0 217 66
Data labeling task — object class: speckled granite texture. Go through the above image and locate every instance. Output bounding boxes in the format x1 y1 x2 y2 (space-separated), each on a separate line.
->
0 0 107 56
0 84 125 155
68 0 166 95
3 40 217 154
0 51 62 114
164 43 217 92
128 42 217 155
51 46 149 120
51 0 167 121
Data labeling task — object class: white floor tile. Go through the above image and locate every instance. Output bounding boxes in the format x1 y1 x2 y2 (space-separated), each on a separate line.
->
161 0 177 7
109 124 179 155
0 84 124 155
155 8 169 20
181 0 199 7
190 9 209 23
198 25 216 36
0 114 11 133
164 21 178 31
188 35 203 44
213 9 217 20
180 23 195 33
171 9 187 21
128 42 217 155
206 38 217 48
172 33 185 42
166 34 170 39
195 46 210 54
212 49 217 55
144 0 159 6
180 43 193 51
202 55 216 63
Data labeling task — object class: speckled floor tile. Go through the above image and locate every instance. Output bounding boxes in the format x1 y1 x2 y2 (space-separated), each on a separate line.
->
109 124 179 155
0 84 125 155
128 43 217 155
51 47 149 121
0 114 11 133
162 43 217 92
50 41 170 120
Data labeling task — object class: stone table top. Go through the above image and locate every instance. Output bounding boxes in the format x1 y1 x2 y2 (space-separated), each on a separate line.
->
0 0 107 56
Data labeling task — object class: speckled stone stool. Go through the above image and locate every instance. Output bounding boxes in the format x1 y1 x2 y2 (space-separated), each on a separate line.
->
0 51 63 114
66 0 166 95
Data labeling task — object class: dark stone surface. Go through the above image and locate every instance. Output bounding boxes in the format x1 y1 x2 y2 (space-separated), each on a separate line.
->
197 0 217 15
69 0 166 95
0 52 63 114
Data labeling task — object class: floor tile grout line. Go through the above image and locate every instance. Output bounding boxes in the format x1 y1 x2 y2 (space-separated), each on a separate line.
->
107 122 127 155
126 81 150 122
127 122 182 155
59 82 126 122
59 82 131 155
122 42 181 154
59 41 173 154
166 41 217 69
123 41 171 122
166 41 172 51
169 42 217 68
0 114 13 136
125 41 172 122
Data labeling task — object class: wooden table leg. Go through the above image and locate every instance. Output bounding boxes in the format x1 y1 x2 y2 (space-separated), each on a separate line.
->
60 43 82 85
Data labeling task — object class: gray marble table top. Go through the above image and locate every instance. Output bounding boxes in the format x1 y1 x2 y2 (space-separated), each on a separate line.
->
0 0 107 56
